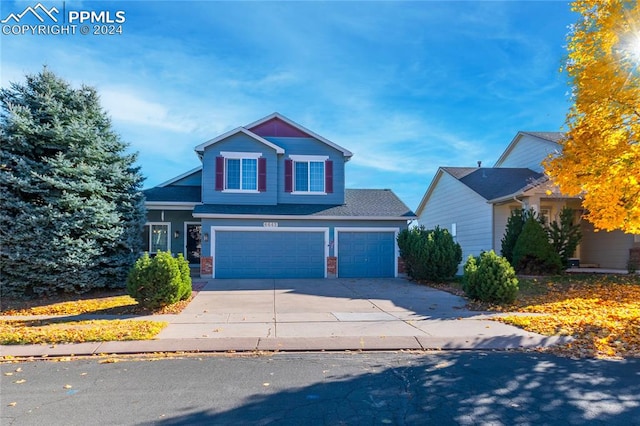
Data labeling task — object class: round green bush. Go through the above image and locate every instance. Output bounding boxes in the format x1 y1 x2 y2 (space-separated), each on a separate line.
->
126 251 190 309
397 225 462 282
463 250 519 304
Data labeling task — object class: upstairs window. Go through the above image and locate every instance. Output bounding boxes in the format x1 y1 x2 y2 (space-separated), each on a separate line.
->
226 158 257 190
216 152 266 192
285 155 333 194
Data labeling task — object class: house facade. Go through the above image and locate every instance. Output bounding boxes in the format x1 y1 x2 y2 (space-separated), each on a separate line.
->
416 132 639 271
143 113 416 279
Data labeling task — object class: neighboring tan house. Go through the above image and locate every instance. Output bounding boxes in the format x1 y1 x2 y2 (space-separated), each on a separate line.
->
416 131 639 271
143 113 416 279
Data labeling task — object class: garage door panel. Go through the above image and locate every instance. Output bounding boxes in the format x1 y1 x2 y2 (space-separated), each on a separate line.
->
338 231 395 278
215 230 325 279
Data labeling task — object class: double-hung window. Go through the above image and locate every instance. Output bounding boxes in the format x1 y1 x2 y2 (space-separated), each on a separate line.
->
290 155 328 194
219 152 262 192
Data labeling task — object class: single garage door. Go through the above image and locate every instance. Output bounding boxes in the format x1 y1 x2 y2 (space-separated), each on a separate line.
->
337 231 395 278
215 230 325 278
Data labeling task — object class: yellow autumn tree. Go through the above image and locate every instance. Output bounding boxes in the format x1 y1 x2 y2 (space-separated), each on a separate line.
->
545 0 640 233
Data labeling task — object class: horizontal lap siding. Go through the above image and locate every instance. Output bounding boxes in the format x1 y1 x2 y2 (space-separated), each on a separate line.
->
419 172 493 272
495 135 558 172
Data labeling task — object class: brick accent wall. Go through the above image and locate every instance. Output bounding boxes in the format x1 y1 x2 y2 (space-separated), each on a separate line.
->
327 256 337 277
200 256 213 277
398 257 406 275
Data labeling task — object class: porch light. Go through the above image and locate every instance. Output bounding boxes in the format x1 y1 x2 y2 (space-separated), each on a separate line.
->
203 233 209 242
174 230 180 239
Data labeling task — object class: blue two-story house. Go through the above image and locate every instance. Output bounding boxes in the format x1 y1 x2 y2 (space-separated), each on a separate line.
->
143 113 416 279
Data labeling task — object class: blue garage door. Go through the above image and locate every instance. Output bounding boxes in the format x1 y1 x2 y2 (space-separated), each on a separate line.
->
215 231 325 278
338 231 395 278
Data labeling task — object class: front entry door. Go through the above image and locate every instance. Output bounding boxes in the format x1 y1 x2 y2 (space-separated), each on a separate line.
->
186 224 201 264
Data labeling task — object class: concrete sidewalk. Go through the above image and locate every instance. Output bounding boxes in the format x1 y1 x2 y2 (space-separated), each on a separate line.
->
0 278 570 357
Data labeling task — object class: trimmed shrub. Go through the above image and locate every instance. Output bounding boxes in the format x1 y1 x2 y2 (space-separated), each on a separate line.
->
397 225 462 282
462 250 518 304
126 251 191 309
512 215 562 275
176 253 192 301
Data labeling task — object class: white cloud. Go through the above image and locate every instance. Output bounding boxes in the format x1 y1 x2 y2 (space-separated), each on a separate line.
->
99 88 196 134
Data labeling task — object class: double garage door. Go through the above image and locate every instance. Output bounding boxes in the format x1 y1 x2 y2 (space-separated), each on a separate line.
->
213 228 396 279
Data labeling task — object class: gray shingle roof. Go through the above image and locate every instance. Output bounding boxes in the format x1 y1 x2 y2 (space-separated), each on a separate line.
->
442 167 544 201
193 189 415 218
520 132 564 143
143 186 201 203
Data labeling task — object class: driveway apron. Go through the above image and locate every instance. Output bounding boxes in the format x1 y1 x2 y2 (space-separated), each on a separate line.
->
156 278 567 350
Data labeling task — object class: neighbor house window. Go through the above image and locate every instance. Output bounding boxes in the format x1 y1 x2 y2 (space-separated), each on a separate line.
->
143 223 169 253
216 152 265 192
287 155 331 194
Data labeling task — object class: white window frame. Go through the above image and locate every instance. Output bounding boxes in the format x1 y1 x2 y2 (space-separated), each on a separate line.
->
290 154 328 195
144 222 171 254
221 151 261 193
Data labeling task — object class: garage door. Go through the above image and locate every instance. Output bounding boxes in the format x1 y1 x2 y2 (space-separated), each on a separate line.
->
214 230 325 278
337 231 396 278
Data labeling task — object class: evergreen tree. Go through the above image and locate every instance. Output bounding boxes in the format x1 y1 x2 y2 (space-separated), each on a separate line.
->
0 68 146 297
512 215 562 275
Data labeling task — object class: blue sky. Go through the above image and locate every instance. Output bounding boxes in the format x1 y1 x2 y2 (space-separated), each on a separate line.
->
1 0 576 210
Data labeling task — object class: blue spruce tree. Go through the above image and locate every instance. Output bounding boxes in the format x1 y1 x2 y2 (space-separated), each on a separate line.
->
0 68 146 297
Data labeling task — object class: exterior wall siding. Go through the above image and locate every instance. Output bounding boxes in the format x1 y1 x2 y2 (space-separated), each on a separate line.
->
170 170 202 186
579 221 634 269
145 209 199 256
418 172 493 273
266 137 346 205
201 133 278 205
495 135 559 172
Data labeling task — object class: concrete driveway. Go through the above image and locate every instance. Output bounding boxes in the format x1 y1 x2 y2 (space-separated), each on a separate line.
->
155 278 567 351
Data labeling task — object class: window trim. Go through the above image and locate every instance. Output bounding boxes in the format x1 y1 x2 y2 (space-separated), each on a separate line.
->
144 222 171 254
221 151 261 193
290 155 328 195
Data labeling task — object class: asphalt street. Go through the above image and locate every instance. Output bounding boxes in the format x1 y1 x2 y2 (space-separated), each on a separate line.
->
2 351 640 425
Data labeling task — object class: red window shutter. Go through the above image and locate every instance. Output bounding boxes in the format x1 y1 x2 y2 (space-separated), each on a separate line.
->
215 156 224 191
258 157 267 192
325 160 333 193
284 159 293 193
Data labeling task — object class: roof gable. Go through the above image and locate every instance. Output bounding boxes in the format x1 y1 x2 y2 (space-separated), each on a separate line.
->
194 127 285 155
248 116 311 138
494 131 562 168
157 166 202 187
245 113 353 158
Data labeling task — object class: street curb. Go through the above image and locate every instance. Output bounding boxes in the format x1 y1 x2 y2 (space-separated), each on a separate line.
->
0 335 572 358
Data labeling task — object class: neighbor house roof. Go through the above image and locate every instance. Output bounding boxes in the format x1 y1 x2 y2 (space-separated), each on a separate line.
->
192 189 415 220
519 131 564 143
442 167 545 201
